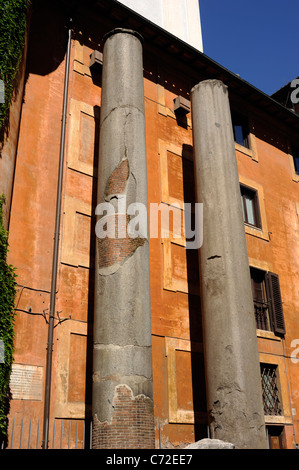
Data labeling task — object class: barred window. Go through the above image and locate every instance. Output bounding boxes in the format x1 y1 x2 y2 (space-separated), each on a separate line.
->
260 364 282 416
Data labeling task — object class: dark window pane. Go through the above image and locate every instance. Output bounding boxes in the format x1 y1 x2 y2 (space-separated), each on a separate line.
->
267 426 285 449
292 145 299 175
232 111 250 148
234 124 245 146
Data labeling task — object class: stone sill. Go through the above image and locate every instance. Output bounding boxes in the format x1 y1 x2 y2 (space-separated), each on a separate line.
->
264 415 293 425
244 223 269 242
256 329 281 342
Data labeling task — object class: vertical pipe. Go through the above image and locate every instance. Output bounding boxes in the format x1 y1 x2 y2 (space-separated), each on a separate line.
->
83 420 85 449
52 418 56 449
68 420 71 449
282 339 297 446
75 420 78 449
11 417 15 449
60 421 63 449
28 419 32 449
19 418 23 449
42 21 72 449
90 421 92 450
36 419 40 449
158 424 161 449
191 79 267 449
92 28 154 449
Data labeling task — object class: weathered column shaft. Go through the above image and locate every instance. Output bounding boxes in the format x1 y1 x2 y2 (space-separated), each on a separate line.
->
92 29 154 449
191 79 267 449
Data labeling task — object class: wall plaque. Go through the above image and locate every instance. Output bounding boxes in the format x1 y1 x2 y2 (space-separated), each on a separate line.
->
10 364 43 401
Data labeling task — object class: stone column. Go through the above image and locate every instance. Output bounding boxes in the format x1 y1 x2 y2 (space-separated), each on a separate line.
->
92 29 154 449
191 79 267 449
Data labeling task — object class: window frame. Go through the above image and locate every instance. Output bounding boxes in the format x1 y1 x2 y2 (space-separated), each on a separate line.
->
288 142 299 182
259 352 293 426
266 425 285 449
250 267 271 332
230 105 258 161
260 363 283 417
239 176 269 241
231 110 250 149
291 144 299 175
250 267 286 337
240 184 262 229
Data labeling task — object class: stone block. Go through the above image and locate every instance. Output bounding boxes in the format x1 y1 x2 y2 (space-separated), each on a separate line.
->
185 438 235 449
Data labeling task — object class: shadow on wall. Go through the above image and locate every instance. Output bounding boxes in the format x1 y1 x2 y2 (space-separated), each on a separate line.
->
182 143 208 442
24 0 209 443
84 104 100 423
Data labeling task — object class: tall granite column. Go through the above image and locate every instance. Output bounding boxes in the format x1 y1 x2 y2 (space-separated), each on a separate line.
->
191 80 267 449
92 29 154 449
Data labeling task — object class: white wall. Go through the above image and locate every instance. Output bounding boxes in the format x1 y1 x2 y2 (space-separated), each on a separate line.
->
117 0 203 52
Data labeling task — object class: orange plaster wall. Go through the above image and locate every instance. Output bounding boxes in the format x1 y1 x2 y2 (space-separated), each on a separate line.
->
5 3 92 448
144 73 206 448
5 3 299 450
236 117 299 447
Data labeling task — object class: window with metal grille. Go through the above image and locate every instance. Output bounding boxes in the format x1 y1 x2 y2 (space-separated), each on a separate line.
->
260 364 282 416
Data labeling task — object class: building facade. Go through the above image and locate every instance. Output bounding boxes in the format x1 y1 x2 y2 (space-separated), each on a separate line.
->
1 0 299 449
117 0 203 51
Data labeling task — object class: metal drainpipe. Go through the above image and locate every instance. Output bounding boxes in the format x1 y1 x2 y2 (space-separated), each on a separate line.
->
42 20 72 450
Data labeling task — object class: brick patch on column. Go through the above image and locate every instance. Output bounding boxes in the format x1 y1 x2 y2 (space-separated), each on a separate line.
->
98 214 145 271
92 384 155 449
98 157 146 273
105 158 130 197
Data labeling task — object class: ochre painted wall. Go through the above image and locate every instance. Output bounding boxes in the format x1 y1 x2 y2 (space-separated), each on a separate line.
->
5 2 299 449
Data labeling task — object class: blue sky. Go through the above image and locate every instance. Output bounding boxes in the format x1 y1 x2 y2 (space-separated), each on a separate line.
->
199 0 299 96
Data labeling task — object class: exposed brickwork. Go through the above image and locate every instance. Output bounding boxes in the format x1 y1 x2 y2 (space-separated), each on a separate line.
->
98 214 145 269
105 158 130 196
98 157 145 270
92 384 155 449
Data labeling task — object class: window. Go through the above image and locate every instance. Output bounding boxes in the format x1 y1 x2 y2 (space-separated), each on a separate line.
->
251 268 270 331
231 111 250 148
266 426 285 449
292 144 299 175
250 268 286 336
260 364 282 416
240 184 261 229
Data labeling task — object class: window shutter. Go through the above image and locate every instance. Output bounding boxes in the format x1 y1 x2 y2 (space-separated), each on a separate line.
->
266 272 286 336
